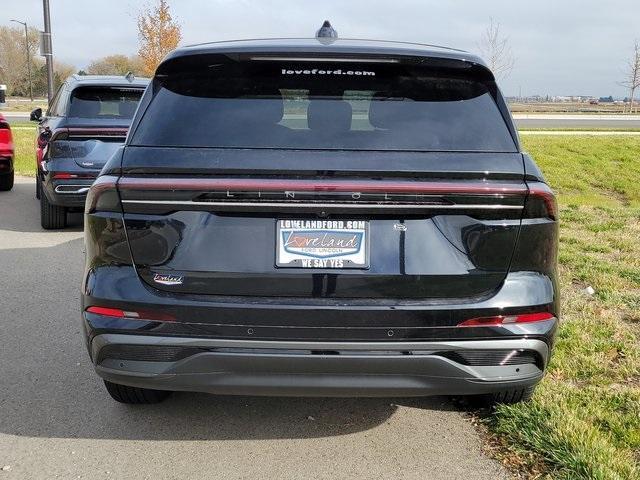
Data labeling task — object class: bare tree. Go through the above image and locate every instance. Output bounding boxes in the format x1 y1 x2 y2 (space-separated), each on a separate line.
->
0 26 40 95
619 40 640 114
477 18 515 80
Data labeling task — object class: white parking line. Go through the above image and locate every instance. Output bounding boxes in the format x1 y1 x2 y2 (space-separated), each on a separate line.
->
519 130 640 135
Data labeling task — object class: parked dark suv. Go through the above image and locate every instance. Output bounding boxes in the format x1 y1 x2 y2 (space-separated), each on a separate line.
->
32 74 148 229
82 37 558 405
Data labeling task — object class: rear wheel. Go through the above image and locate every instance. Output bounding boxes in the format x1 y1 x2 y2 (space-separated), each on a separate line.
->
40 191 67 229
35 173 41 199
0 172 13 191
103 380 171 404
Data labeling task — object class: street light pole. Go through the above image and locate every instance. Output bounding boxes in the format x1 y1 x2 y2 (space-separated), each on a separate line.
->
10 19 34 102
42 0 54 103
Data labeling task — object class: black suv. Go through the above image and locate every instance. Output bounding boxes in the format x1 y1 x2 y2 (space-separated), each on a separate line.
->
32 74 148 229
82 38 558 405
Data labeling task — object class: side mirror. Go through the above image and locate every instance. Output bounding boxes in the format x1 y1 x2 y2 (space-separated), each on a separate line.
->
30 108 43 122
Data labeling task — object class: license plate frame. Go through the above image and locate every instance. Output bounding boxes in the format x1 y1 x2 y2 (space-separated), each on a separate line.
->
276 219 370 269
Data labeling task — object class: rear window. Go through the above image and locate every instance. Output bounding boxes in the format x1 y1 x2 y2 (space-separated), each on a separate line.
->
132 59 516 152
68 86 144 119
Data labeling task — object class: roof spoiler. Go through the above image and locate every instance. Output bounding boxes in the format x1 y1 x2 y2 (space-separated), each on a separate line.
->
155 52 495 81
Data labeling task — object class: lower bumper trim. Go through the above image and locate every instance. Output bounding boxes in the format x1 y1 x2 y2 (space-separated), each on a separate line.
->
92 335 547 397
54 184 91 194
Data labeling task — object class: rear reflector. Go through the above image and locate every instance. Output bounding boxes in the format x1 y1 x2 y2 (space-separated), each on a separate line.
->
457 312 555 327
86 306 125 317
85 306 175 322
53 173 74 180
52 172 96 180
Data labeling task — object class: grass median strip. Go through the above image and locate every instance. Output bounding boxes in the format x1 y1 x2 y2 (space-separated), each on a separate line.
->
486 135 640 479
520 131 640 136
12 124 37 176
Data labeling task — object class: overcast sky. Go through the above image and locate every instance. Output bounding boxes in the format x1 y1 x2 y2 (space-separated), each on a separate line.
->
3 0 639 97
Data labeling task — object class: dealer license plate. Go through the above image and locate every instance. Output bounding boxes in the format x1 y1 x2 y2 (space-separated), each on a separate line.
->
276 219 369 269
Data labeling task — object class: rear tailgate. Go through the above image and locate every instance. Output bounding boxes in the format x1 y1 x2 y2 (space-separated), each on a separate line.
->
48 126 128 170
119 149 526 299
119 52 525 300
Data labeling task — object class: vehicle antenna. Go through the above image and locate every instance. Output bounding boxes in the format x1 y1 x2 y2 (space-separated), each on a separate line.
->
316 20 338 39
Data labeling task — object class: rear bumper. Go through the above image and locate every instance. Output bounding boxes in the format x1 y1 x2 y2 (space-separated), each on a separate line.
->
43 182 92 208
83 264 558 396
41 172 97 208
91 334 547 397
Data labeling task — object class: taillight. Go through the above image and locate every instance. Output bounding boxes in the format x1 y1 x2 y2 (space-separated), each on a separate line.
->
524 183 557 220
0 119 12 152
457 312 555 327
85 175 121 213
85 306 175 322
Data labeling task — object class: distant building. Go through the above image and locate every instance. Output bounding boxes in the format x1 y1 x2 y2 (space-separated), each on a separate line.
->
505 94 622 104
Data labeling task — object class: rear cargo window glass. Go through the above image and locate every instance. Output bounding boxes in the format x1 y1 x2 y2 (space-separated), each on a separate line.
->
68 86 143 119
131 60 516 152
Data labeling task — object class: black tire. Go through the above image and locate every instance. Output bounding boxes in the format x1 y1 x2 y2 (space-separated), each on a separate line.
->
0 172 13 191
489 385 536 405
40 191 67 229
35 174 41 199
103 380 171 404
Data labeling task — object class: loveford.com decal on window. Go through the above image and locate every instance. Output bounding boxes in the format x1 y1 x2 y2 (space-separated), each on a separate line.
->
281 68 375 76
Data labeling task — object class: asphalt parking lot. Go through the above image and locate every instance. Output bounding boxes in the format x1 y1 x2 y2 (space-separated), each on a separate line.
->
0 177 510 480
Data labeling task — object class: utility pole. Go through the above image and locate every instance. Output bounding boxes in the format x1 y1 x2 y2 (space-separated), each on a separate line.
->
42 0 54 103
10 19 33 101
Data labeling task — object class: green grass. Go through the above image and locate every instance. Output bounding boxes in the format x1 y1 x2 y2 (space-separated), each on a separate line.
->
11 124 38 176
521 127 640 132
488 136 640 479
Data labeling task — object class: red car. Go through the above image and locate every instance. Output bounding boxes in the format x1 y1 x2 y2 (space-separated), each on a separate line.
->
0 114 14 191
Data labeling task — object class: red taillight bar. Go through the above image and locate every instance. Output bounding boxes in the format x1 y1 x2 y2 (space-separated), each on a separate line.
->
49 127 128 142
85 306 175 322
526 183 558 220
66 127 128 137
457 312 555 327
118 177 529 196
85 175 119 212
